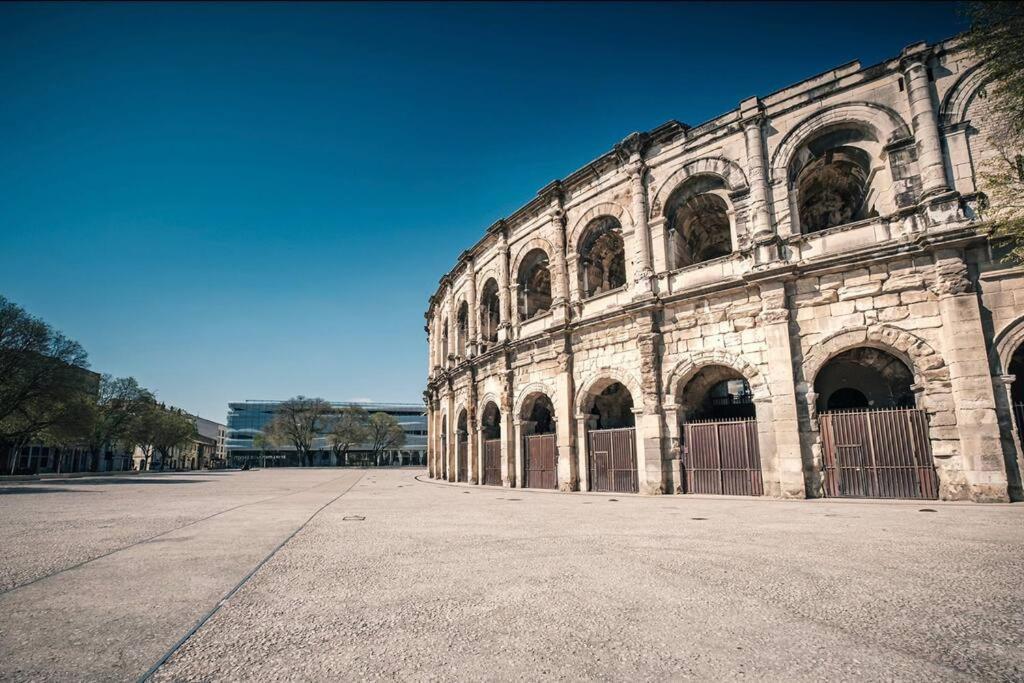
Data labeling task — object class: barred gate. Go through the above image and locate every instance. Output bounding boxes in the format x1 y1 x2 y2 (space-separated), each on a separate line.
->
683 417 763 496
483 439 502 486
819 407 937 500
457 439 468 482
523 433 557 489
1014 402 1024 437
588 427 638 493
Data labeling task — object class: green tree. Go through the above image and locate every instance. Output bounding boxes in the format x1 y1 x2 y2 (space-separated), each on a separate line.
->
252 432 270 468
82 375 153 472
328 405 369 466
0 295 91 472
367 412 406 466
963 2 1024 260
264 396 332 467
151 409 197 470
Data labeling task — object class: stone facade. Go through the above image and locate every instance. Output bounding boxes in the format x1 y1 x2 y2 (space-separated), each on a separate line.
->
424 36 1024 502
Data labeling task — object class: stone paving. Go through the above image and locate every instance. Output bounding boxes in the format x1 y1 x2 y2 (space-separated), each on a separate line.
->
0 469 1022 681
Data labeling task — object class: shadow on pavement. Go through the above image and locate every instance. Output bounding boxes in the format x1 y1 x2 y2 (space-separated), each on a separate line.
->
0 487 93 495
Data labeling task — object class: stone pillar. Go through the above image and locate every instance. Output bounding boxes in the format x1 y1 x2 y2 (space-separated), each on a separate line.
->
549 206 570 324
637 318 665 494
663 405 683 494
466 259 478 357
932 249 1009 501
575 414 589 492
501 385 516 487
740 98 773 244
446 286 456 368
758 281 805 498
427 398 436 478
509 283 521 338
469 413 480 485
628 159 654 295
446 392 456 482
498 233 512 342
900 44 951 199
512 418 524 488
996 375 1024 500
554 348 577 491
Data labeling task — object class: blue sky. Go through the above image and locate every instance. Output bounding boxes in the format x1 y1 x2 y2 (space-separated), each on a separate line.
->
0 1 967 422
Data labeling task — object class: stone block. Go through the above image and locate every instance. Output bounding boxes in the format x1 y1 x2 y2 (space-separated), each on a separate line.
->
838 282 883 300
878 306 910 322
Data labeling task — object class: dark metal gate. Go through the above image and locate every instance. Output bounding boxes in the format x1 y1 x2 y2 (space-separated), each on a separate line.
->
457 440 468 482
588 428 638 493
483 439 501 486
683 418 763 496
523 433 557 489
820 408 937 500
1014 402 1024 437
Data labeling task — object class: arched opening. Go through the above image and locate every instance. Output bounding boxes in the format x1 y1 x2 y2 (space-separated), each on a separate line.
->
814 347 915 413
456 302 469 359
481 402 501 486
814 346 936 500
789 127 881 234
520 392 556 489
517 249 552 321
456 409 469 482
582 381 637 493
578 216 626 298
664 176 733 269
1009 344 1024 430
677 366 762 496
479 278 500 351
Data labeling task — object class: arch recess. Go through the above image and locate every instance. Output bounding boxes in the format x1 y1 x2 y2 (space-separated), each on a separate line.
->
650 156 750 218
940 62 994 126
663 350 770 403
574 367 643 416
510 237 554 281
477 391 501 417
514 382 556 420
802 325 948 387
568 201 634 255
994 314 1024 376
769 102 913 184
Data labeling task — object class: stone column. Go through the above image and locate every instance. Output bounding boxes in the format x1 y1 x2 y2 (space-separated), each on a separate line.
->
509 283 521 338
466 259 478 357
512 418 524 488
427 398 435 478
663 405 683 494
446 391 456 482
932 249 1009 501
637 318 665 494
996 375 1024 500
498 233 512 342
628 159 654 295
501 385 516 487
757 281 805 498
446 286 456 368
900 44 951 199
469 413 480 485
575 414 589 492
554 347 577 491
740 98 774 245
549 207 570 325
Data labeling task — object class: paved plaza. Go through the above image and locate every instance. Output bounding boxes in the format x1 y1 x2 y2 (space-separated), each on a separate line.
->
0 469 1022 681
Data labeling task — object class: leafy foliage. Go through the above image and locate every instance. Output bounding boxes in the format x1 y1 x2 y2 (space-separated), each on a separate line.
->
963 2 1024 260
328 405 370 465
264 396 332 467
367 412 406 464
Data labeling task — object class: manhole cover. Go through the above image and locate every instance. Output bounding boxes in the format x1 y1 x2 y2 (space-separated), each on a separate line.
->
343 515 365 521
918 508 937 513
507 498 521 501
608 499 618 502
691 517 708 521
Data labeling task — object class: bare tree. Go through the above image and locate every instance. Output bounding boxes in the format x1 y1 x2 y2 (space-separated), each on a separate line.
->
151 408 197 471
328 405 369 466
264 396 332 467
367 412 406 466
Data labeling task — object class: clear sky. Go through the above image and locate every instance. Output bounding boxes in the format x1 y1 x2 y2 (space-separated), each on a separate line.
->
0 1 967 422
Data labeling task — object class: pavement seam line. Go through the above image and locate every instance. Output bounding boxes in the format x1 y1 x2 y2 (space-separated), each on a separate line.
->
0 472 357 596
138 471 366 683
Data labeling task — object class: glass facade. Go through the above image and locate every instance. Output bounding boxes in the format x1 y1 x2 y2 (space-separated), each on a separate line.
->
226 400 427 466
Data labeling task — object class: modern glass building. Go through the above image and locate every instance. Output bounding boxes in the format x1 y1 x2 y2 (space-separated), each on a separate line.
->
225 400 427 467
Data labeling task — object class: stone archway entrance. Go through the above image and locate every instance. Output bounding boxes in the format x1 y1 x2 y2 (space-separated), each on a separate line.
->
521 393 557 489
480 402 501 487
815 347 937 500
583 381 638 494
678 365 763 496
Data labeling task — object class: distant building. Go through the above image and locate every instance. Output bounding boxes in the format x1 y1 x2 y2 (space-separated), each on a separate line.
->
133 414 227 471
226 400 426 467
